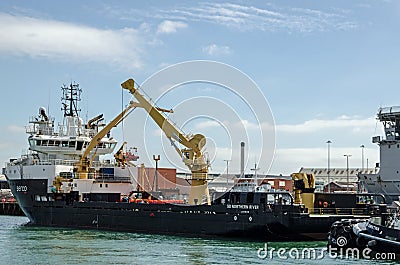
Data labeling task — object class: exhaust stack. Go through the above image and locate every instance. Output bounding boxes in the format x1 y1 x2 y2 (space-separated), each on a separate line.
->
240 142 245 177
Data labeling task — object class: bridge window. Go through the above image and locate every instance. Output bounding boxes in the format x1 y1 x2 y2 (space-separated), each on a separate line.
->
76 141 84 151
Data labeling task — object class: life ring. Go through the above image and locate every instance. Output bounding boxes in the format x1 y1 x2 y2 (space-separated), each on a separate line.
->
233 215 238 221
248 216 253 222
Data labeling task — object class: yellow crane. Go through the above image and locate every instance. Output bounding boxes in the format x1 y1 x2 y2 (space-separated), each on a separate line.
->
114 141 127 167
121 79 211 205
75 102 136 177
291 173 316 210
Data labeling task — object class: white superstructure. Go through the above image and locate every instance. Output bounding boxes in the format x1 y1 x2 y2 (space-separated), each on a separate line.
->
5 82 138 198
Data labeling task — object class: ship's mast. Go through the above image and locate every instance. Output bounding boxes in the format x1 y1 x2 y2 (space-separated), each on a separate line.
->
61 82 82 117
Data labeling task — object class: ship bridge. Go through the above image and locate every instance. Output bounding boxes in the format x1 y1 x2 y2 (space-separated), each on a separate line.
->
377 106 400 142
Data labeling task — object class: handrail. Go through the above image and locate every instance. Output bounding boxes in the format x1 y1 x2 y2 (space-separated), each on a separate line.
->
308 207 368 215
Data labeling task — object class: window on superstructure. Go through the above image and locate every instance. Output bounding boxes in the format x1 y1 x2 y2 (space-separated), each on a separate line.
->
55 141 60 146
100 184 103 188
62 141 68 147
69 141 75 148
48 140 54 146
76 141 84 151
42 140 48 146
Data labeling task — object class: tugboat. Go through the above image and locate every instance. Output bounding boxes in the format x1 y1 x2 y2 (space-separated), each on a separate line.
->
4 79 387 241
328 202 400 259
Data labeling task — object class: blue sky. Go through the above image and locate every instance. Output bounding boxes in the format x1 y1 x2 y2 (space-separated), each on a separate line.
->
0 0 399 175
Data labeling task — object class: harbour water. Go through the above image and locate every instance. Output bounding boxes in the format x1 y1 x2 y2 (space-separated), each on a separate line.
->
0 216 396 264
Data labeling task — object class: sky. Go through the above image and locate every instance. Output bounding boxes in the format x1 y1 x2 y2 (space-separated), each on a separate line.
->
0 0 399 176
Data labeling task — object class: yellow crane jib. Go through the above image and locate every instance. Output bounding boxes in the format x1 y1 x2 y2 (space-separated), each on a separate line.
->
75 101 136 178
121 78 210 205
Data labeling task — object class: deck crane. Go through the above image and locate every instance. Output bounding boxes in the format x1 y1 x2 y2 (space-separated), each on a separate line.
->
121 79 211 205
75 102 136 177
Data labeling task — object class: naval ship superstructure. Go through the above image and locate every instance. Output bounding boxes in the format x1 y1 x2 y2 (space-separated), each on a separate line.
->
361 107 400 202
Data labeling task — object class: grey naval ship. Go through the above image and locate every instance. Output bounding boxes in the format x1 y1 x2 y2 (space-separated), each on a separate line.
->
360 106 400 202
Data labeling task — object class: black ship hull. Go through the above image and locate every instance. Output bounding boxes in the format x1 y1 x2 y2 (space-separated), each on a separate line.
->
8 178 370 241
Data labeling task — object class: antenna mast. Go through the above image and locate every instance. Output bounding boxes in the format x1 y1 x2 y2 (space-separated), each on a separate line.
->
61 82 82 117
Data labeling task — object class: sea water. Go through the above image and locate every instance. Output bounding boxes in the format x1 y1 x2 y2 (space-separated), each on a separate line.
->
0 216 396 264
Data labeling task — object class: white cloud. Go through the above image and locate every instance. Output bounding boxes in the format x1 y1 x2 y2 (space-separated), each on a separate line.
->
193 115 375 138
154 2 357 33
0 13 142 68
270 146 379 175
156 20 187 34
194 120 221 130
276 116 376 134
202 44 231 56
7 125 26 133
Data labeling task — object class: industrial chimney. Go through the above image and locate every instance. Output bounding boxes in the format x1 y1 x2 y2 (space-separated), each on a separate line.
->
240 142 245 177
